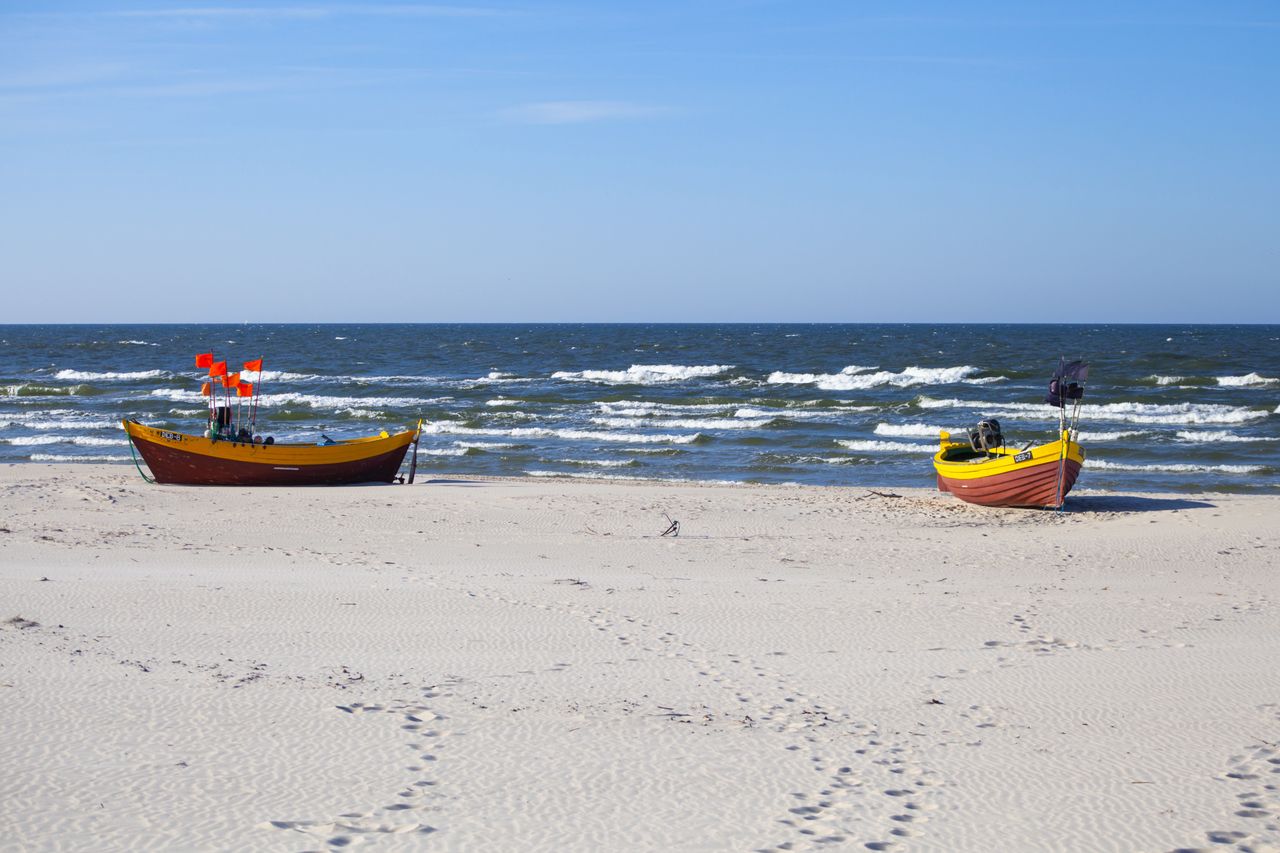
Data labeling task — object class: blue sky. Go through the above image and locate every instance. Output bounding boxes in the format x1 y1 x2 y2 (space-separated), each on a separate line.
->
1 1 1277 322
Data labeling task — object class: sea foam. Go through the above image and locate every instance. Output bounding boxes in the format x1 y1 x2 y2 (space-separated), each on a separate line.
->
552 364 733 384
30 453 131 462
1174 430 1275 443
1088 459 1265 474
54 369 168 381
1078 430 1147 442
916 397 1269 425
590 416 771 430
419 422 704 444
873 423 949 438
1216 372 1277 387
835 439 937 454
768 365 983 391
3 435 121 446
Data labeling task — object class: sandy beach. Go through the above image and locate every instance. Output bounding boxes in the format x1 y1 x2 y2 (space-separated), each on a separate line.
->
1 464 1278 852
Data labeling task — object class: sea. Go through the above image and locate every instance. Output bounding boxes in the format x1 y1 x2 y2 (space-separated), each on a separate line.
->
1 324 1277 493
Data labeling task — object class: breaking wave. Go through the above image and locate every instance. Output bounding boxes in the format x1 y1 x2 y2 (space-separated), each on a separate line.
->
524 469 648 481
1 414 118 430
147 390 448 409
590 416 771 430
552 364 733 384
2 384 95 397
557 458 637 468
767 365 984 391
916 397 1269 425
1088 459 1265 474
873 422 949 438
1216 373 1277 387
419 422 704 444
30 453 130 462
1078 430 1147 442
54 369 168 381
1174 430 1276 443
835 439 937 454
3 435 120 447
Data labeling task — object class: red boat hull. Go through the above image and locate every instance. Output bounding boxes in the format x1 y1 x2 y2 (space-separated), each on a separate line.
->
937 458 1082 508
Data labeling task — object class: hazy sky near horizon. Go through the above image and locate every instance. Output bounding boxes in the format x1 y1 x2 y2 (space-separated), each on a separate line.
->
2 1 1277 323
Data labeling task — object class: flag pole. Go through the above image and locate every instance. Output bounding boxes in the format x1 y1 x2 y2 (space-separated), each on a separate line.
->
254 356 263 434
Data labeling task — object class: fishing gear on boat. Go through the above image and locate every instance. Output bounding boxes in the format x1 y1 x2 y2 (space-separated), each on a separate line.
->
1047 358 1089 510
968 418 1004 457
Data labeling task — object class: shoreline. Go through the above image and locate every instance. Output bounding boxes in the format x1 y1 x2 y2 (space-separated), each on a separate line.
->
3 464 1278 851
5 460 1279 498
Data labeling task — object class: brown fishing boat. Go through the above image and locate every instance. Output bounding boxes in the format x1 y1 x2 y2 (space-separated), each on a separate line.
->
124 420 419 486
124 351 421 486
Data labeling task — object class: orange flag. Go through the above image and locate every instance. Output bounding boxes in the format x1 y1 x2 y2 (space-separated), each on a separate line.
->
195 353 214 369
243 358 263 372
200 382 211 397
208 361 227 378
222 371 241 389
236 381 254 397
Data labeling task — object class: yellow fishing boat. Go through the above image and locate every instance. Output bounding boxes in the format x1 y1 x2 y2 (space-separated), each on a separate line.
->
934 428 1085 508
933 359 1089 509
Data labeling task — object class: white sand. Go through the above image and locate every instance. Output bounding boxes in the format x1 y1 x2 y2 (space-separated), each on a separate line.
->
1 464 1278 852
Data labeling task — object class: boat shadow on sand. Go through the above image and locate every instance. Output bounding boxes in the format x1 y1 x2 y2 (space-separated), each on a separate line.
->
1064 495 1216 513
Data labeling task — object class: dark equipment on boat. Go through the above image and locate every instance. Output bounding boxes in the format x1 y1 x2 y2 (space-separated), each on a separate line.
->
1046 359 1089 407
968 419 1004 456
214 406 232 429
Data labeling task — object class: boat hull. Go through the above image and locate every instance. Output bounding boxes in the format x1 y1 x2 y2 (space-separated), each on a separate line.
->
123 420 416 486
933 434 1085 509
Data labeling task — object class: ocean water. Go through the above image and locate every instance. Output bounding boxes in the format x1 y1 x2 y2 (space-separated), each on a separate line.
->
1 324 1277 493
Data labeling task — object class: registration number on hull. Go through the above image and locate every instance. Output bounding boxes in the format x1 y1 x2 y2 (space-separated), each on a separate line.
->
1013 450 1033 463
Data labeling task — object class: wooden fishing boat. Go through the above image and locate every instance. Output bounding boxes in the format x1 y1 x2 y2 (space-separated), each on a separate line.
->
932 358 1089 509
933 430 1085 508
123 419 419 486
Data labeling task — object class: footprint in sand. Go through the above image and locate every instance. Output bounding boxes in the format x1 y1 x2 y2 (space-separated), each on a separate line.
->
261 699 450 845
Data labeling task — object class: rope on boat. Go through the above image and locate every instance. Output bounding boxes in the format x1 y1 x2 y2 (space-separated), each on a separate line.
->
125 425 156 484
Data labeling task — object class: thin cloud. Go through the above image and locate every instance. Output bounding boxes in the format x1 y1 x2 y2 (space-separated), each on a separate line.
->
0 65 447 104
500 100 666 125
0 63 131 90
106 4 500 21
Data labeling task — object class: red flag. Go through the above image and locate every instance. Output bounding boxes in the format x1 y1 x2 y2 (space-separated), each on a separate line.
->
200 382 211 397
236 381 254 397
243 358 263 372
222 371 241 389
195 353 214 369
208 361 227 378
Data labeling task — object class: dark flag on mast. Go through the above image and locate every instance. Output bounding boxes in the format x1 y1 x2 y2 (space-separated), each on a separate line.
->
1046 359 1088 407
